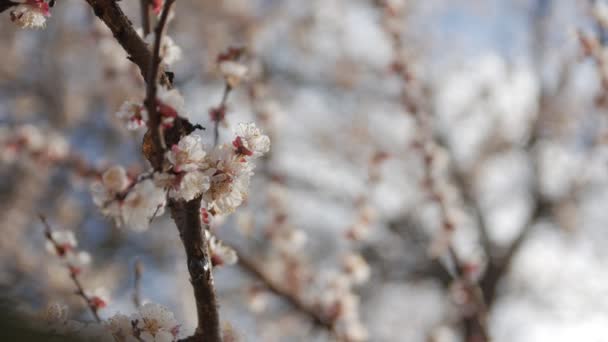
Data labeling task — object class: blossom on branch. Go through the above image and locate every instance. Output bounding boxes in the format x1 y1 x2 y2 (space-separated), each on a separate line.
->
9 0 51 29
92 167 166 231
206 230 238 267
117 101 148 130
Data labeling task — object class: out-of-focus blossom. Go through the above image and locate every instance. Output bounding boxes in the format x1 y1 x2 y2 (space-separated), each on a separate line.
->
121 179 166 231
219 60 248 88
85 288 110 310
206 230 238 267
157 87 185 128
342 253 371 285
102 165 130 193
117 101 148 130
594 1 608 28
45 230 77 256
143 33 182 66
92 169 166 231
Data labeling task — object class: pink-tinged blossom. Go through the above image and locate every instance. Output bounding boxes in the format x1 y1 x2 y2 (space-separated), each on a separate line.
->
102 165 130 193
169 170 212 201
151 0 163 15
85 288 110 311
104 314 139 342
132 303 181 342
205 230 238 267
45 230 77 256
121 179 166 231
156 87 185 128
219 60 248 88
143 33 182 66
116 101 148 130
166 134 207 173
204 144 253 215
233 123 270 158
92 169 166 231
10 0 51 29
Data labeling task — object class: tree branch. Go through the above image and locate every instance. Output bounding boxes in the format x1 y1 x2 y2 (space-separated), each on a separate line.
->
84 1 221 340
236 250 334 331
84 0 170 86
170 197 221 342
0 0 16 13
140 0 151 36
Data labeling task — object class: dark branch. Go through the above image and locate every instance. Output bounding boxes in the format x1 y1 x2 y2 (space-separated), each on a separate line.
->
140 0 151 36
0 0 16 13
84 0 170 86
144 0 175 169
170 197 221 342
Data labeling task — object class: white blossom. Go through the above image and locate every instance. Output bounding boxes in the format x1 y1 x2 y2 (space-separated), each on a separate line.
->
45 230 77 255
105 313 139 342
233 122 270 158
102 165 130 193
342 253 371 285
157 87 186 122
46 133 69 160
594 1 608 28
219 60 248 87
143 32 182 66
132 303 180 342
116 101 148 130
10 1 50 29
206 230 238 267
169 170 212 201
17 124 44 152
42 303 69 324
203 144 253 215
122 179 166 231
166 134 207 173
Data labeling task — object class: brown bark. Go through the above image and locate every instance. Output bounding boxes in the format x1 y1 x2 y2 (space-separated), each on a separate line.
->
170 197 221 342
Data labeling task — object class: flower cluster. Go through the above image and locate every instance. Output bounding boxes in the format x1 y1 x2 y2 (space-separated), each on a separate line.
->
9 0 51 29
162 122 269 215
91 167 167 232
45 229 91 276
115 87 185 131
41 302 182 342
143 32 182 66
217 47 248 88
91 122 269 230
0 125 68 164
43 218 109 317
309 267 370 341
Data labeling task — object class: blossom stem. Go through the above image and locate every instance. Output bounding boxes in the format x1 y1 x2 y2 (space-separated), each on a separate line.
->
132 258 143 309
213 83 233 146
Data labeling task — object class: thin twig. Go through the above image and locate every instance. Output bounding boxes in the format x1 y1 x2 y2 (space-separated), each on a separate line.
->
144 0 175 168
84 0 171 86
373 2 490 340
132 258 143 309
39 215 102 323
236 250 334 330
213 84 233 146
140 0 151 36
